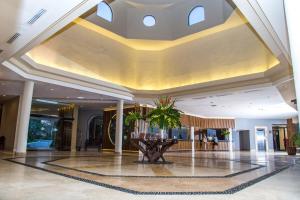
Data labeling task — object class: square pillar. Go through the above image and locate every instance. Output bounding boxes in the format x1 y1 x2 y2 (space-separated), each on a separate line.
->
71 105 79 152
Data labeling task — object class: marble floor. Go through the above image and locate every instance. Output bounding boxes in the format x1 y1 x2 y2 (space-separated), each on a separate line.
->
0 151 299 199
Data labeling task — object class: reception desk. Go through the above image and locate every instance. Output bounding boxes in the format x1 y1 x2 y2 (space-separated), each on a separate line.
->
169 140 230 151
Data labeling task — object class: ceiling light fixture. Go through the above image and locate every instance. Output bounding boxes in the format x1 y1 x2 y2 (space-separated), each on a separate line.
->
77 97 85 99
143 15 156 27
35 99 58 105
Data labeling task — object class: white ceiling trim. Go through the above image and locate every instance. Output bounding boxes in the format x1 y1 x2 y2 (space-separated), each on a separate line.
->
13 0 103 58
233 0 291 65
2 60 133 101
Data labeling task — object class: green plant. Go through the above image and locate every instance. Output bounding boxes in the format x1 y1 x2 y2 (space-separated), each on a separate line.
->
292 134 300 147
147 96 182 130
125 111 143 126
221 129 230 136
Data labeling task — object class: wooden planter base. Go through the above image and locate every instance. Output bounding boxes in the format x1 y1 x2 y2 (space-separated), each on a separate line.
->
131 139 178 163
287 146 297 155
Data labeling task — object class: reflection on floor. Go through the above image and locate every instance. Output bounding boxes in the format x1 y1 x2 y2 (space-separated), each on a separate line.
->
2 151 297 195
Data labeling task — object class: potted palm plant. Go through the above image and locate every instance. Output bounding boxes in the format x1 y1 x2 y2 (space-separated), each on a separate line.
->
125 97 182 163
221 129 231 141
147 96 182 139
125 111 143 136
287 134 300 155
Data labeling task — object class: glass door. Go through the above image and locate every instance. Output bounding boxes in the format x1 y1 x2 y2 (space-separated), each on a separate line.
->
256 128 267 151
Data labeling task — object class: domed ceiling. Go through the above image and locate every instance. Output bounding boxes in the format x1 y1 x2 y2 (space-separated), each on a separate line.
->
85 0 235 40
25 0 279 91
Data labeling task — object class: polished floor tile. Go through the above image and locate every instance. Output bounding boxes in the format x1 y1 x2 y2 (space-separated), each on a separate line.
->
0 151 299 199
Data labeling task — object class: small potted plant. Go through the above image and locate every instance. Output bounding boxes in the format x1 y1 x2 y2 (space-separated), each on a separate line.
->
221 129 231 141
287 134 300 155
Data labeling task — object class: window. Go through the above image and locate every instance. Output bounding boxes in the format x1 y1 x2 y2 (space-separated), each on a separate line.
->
97 2 113 22
188 6 205 26
143 15 156 27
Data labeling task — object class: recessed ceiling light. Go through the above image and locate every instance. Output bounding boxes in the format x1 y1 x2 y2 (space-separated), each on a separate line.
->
143 15 156 27
50 88 54 91
66 96 70 99
77 97 85 99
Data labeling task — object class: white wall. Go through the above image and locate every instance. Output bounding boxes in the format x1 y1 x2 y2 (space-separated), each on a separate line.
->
256 0 290 53
234 118 287 151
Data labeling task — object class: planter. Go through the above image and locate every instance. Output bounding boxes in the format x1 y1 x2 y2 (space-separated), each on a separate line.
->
160 129 165 139
287 146 297 155
131 138 178 163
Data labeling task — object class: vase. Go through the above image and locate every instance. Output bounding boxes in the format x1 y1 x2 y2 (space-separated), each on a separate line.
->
160 129 165 139
287 146 297 155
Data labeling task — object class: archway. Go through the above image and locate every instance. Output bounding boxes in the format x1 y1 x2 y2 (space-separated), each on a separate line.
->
86 115 103 149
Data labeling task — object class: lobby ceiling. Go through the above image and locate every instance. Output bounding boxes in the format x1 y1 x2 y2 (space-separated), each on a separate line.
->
26 9 279 91
85 0 234 40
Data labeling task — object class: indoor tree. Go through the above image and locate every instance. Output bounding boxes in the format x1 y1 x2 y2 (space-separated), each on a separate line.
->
125 111 143 136
147 96 182 139
125 96 183 139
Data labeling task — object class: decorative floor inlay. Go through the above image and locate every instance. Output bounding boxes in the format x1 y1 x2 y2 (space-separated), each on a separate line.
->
4 152 291 195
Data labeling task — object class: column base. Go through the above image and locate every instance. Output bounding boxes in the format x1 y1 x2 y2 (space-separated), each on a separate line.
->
114 151 122 155
13 152 26 157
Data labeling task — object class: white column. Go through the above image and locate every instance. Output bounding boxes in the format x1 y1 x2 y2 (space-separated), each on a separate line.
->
15 81 34 154
190 126 195 157
284 0 300 123
229 128 233 152
115 100 123 154
71 105 79 152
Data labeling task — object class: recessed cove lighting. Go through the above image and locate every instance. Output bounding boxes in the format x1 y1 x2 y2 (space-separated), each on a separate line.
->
143 15 156 27
77 96 85 99
36 99 58 105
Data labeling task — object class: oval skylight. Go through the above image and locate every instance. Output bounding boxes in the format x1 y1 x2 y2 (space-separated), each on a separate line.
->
188 6 205 26
97 2 113 22
143 15 156 27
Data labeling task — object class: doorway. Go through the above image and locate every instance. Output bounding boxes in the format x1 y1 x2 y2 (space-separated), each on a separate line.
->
272 126 288 151
255 127 268 152
239 130 250 151
85 116 103 149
